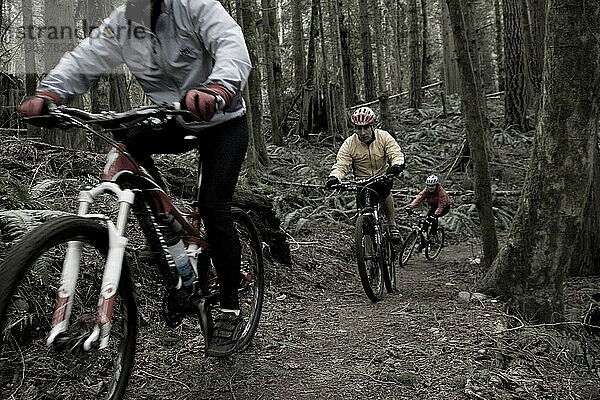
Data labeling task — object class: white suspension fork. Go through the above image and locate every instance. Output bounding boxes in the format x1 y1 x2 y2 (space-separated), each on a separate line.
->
46 183 135 351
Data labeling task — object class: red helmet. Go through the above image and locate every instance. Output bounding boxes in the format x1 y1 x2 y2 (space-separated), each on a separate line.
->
351 107 376 126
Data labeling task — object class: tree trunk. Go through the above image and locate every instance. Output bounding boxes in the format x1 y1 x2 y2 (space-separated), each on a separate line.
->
475 0 495 93
372 0 390 128
299 0 319 139
43 0 86 149
260 0 283 145
408 0 422 108
420 0 430 85
527 0 545 94
446 0 498 269
23 0 36 96
291 0 306 92
383 0 403 94
327 0 349 139
339 0 357 106
503 0 530 131
518 0 535 103
318 0 335 138
240 0 268 168
480 0 600 322
493 0 504 91
22 0 40 137
359 1 376 101
440 0 459 94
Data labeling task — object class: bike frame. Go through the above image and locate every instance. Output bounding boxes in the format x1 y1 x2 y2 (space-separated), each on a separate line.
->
357 187 385 256
45 112 209 351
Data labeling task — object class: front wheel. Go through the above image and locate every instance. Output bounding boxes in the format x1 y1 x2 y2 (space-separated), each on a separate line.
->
0 216 137 400
400 230 419 266
355 214 384 302
382 235 397 293
425 228 445 260
231 207 264 351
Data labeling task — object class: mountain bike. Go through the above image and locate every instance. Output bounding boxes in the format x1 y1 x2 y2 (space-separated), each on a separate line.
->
332 174 399 302
0 105 264 399
400 210 445 265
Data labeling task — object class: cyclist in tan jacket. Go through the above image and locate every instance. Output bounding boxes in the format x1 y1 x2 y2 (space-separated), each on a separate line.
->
325 107 405 241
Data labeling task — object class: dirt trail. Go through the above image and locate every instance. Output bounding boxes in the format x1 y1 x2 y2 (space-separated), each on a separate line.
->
125 229 568 400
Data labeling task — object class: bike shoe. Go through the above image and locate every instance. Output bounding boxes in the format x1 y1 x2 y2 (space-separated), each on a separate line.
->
205 309 244 357
389 225 401 243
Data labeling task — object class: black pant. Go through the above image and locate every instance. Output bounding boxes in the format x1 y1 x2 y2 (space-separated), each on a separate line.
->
355 178 393 208
425 205 450 236
121 117 249 310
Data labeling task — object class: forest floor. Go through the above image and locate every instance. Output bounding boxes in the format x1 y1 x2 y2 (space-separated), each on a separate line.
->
1 96 600 399
125 226 600 400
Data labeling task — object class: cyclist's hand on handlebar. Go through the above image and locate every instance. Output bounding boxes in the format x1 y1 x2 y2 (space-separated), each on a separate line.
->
325 176 340 189
19 92 62 121
386 163 404 177
181 84 233 121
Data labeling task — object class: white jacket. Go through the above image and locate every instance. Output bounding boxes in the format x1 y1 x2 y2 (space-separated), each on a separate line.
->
38 0 252 129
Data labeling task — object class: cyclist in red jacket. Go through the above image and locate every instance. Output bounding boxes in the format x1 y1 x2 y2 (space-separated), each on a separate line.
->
406 175 451 238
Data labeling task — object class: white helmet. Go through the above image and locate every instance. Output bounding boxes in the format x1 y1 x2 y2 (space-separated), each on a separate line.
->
426 175 439 185
351 107 376 126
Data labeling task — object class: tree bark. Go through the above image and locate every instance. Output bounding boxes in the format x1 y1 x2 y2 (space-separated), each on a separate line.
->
518 0 535 103
318 0 335 138
291 0 306 92
527 0 545 94
298 0 319 139
339 0 357 106
260 0 283 144
43 0 86 149
480 0 600 322
327 0 349 139
493 0 504 91
420 0 430 85
372 0 390 128
239 0 268 169
408 0 422 108
446 0 498 269
440 0 459 94
359 0 376 101
503 0 530 131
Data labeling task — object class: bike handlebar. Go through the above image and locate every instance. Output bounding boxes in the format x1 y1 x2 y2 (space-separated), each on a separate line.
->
23 103 192 129
330 173 395 191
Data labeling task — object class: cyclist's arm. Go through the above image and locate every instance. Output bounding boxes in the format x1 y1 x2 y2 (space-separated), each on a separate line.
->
435 187 451 215
37 8 125 103
409 188 427 207
330 139 353 181
382 130 405 167
190 0 251 95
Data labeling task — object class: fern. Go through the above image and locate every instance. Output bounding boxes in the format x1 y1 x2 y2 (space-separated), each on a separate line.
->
0 210 71 244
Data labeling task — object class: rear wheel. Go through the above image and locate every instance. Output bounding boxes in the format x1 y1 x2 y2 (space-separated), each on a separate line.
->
425 228 445 260
400 230 419 266
355 214 384 302
0 216 137 400
231 208 264 351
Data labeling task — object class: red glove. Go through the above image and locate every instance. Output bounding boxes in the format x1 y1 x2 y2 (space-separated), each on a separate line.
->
183 84 233 122
19 91 62 117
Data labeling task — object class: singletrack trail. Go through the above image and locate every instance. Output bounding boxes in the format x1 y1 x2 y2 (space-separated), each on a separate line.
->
126 226 597 399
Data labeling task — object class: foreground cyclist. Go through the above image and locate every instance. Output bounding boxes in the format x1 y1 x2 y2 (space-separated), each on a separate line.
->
19 0 251 357
406 175 451 241
325 107 405 242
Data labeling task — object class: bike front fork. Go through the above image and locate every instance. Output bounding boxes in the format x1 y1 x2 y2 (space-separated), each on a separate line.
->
46 182 134 351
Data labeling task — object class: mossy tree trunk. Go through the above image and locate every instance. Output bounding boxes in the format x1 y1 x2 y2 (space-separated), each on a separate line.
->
479 0 600 322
